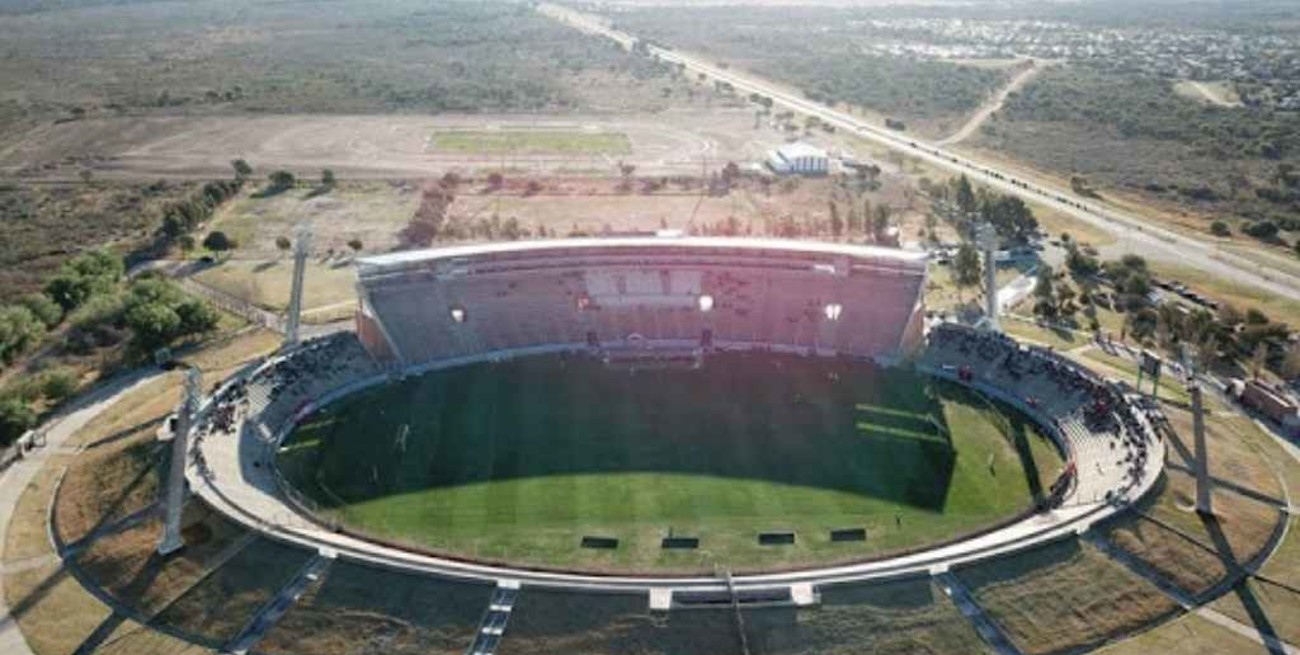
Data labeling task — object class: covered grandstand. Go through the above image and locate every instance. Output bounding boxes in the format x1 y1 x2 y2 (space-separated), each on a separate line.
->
352 236 930 367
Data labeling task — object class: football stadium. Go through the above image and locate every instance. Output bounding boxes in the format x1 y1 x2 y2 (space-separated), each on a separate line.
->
21 234 1300 655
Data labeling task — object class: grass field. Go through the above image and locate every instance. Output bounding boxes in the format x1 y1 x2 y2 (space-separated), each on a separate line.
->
744 578 993 655
957 538 1180 655
499 589 742 655
256 561 491 655
431 130 633 155
279 352 1063 574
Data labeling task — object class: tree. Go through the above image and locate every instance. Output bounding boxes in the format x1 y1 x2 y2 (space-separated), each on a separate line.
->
267 170 296 193
178 235 196 259
1243 220 1279 240
829 202 843 238
0 306 45 365
39 369 78 402
953 242 982 303
486 172 504 190
231 159 253 180
124 302 181 351
42 250 122 311
321 169 336 187
18 294 62 329
203 231 236 255
0 396 35 446
954 174 977 216
1210 221 1231 237
275 236 292 255
175 299 219 336
347 238 363 253
1032 265 1058 320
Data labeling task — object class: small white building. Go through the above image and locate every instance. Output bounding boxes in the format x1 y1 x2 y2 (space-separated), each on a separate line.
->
766 142 829 176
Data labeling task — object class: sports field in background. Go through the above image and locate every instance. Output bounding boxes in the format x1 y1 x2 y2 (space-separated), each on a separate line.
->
278 353 1064 574
430 129 633 155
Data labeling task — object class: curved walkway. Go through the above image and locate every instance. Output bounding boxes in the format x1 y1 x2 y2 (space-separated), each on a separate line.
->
186 342 1165 594
0 370 165 655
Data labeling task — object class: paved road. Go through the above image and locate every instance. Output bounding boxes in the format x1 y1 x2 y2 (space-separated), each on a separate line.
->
539 4 1300 304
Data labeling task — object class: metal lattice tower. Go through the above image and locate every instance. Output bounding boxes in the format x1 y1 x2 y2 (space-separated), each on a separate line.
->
284 223 312 348
1190 383 1213 515
976 223 1000 332
158 367 202 555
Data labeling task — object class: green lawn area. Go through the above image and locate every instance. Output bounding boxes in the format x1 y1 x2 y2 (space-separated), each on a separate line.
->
1002 318 1088 351
431 130 632 155
279 352 1063 574
1077 349 1192 405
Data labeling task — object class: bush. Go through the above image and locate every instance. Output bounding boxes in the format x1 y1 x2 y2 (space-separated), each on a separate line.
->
18 294 62 328
202 231 237 253
1210 220 1231 237
0 396 36 446
39 369 78 402
0 305 45 365
267 170 296 192
1243 220 1279 240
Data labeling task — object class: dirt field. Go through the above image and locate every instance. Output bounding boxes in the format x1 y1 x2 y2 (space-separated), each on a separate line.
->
0 111 791 180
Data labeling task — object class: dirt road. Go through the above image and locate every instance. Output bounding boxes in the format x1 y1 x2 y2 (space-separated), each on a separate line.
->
938 60 1049 146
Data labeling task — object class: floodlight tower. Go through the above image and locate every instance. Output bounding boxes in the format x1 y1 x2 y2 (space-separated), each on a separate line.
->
976 223 1000 332
158 367 201 555
1190 383 1213 515
284 223 312 349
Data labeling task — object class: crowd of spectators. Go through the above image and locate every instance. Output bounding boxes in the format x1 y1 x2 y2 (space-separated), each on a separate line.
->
927 323 1157 502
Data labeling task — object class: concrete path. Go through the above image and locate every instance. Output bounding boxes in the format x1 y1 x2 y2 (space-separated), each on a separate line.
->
0 370 165 655
935 571 1022 655
224 551 333 655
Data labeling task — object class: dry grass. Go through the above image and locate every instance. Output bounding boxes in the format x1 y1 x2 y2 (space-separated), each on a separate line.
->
84 618 217 655
153 537 310 647
1001 319 1088 352
2 454 69 562
498 589 742 655
1258 518 1300 586
256 561 491 655
208 182 418 255
74 506 249 618
1209 578 1300 648
957 538 1180 655
1162 404 1286 503
1095 613 1272 655
2 562 113 655
193 259 357 312
1101 468 1282 598
53 428 162 546
744 578 993 655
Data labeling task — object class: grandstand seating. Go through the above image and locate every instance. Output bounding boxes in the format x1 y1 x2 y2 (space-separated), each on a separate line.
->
353 238 928 366
921 323 1158 505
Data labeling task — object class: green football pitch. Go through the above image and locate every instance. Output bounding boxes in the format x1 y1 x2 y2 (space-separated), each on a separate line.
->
278 352 1064 574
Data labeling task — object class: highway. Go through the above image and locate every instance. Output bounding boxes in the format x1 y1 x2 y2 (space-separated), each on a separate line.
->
540 3 1300 304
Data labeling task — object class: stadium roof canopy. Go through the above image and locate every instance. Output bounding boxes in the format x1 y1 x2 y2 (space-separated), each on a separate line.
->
356 236 928 276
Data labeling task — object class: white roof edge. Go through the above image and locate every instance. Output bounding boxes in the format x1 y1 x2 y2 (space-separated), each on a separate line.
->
356 237 927 271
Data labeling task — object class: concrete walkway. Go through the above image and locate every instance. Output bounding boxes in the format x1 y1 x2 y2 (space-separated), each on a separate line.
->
0 370 165 655
187 344 1163 594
